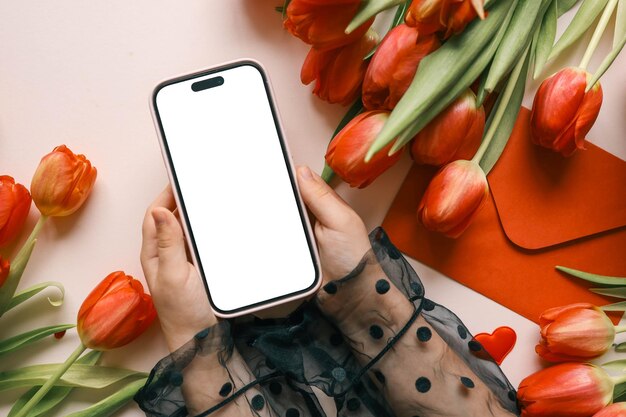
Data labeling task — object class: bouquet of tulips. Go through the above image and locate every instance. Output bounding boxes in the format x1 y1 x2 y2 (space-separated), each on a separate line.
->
0 146 157 417
278 0 625 238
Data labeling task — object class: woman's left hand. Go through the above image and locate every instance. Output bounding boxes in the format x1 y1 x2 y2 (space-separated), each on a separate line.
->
140 186 217 352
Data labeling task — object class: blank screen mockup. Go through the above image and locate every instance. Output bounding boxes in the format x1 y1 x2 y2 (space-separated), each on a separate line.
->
154 64 317 313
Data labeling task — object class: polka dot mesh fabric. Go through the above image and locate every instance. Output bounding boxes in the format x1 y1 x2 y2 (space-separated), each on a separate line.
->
134 227 520 417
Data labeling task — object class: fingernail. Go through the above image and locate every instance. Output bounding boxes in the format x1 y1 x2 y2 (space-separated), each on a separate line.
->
152 209 167 227
299 165 313 181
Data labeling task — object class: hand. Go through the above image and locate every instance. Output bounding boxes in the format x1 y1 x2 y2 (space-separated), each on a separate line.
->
140 186 217 352
295 166 371 283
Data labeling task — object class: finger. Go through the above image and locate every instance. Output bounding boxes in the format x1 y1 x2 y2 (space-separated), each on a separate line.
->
296 165 355 230
141 186 178 264
152 207 189 283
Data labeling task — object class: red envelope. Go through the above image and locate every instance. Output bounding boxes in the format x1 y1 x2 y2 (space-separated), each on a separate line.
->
382 108 626 324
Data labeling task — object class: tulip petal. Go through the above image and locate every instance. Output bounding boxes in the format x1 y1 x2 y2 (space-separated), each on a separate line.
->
573 82 603 149
540 303 595 323
518 363 613 417
0 177 32 248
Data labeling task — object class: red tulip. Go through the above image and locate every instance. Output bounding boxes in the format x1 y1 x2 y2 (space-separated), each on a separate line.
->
405 0 485 39
284 0 374 51
518 363 614 417
0 257 9 289
536 303 615 362
301 30 379 105
30 145 97 217
418 160 488 238
325 110 403 188
361 24 439 110
0 176 32 248
530 67 603 157
410 89 484 165
594 403 626 417
77 271 156 350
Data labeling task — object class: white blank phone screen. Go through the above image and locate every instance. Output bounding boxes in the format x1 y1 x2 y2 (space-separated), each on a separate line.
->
155 64 317 313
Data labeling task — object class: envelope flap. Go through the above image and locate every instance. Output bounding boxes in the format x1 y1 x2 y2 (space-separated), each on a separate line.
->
488 109 626 250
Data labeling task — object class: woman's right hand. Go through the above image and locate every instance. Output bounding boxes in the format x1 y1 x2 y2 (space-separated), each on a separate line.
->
295 165 372 284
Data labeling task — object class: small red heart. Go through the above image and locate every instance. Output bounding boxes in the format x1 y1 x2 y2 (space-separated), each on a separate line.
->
473 326 517 365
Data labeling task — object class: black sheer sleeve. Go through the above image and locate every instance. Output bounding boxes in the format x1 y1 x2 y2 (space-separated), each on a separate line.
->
135 227 520 417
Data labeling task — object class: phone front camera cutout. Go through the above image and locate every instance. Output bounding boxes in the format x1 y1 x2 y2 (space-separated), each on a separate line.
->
191 76 224 92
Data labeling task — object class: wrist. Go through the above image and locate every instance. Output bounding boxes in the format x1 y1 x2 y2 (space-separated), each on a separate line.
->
316 260 411 337
159 317 218 353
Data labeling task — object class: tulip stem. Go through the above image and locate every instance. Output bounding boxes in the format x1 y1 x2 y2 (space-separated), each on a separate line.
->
579 0 618 71
13 342 87 417
615 325 626 334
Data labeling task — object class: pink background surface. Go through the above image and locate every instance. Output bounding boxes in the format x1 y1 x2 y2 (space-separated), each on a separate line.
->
0 1 624 415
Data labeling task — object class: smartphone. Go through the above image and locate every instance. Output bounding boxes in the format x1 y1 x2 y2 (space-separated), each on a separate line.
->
151 60 321 318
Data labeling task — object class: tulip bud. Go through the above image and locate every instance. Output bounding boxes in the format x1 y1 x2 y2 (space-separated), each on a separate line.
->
0 257 9 289
0 176 32 248
594 403 626 417
284 0 374 51
77 271 156 350
325 110 403 188
362 24 439 110
530 67 603 157
518 363 614 417
30 145 97 217
536 303 615 362
301 30 379 105
405 0 485 39
418 160 488 238
410 89 485 165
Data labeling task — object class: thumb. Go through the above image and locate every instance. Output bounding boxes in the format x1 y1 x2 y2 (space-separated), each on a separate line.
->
151 208 189 280
296 165 354 230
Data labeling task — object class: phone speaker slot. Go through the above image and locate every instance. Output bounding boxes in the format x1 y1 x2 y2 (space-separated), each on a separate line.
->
191 76 225 92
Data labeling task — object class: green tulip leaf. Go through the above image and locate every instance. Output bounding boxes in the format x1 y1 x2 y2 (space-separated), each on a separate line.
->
7 281 65 312
549 0 610 61
558 0 582 16
616 0 626 48
0 363 147 392
7 351 102 417
0 324 75 357
479 45 530 174
366 0 516 158
347 0 404 34
483 0 547 95
64 377 148 417
614 385 626 402
533 0 558 79
590 287 626 299
556 266 626 286
391 0 411 27
601 301 626 312
586 32 626 91
615 342 626 353
602 358 626 371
